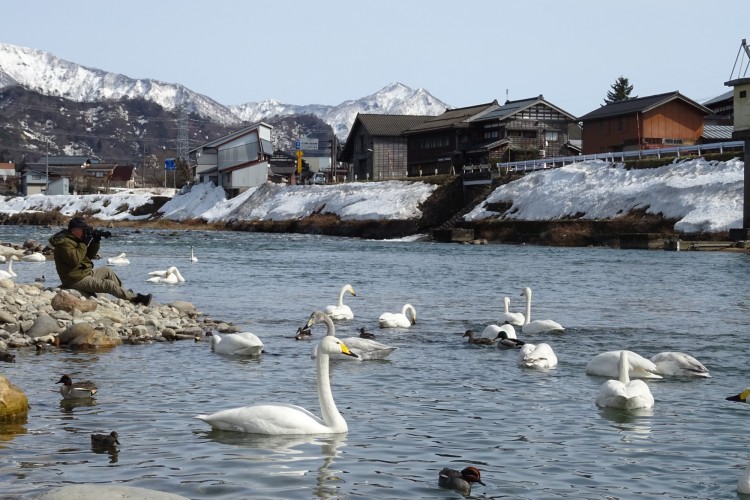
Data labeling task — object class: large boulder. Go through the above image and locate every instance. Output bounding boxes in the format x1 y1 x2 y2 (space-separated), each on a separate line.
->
0 375 29 420
58 323 95 345
68 329 122 350
25 314 62 338
51 291 98 314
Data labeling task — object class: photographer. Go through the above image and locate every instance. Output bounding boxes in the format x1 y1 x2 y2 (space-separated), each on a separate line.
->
49 217 152 306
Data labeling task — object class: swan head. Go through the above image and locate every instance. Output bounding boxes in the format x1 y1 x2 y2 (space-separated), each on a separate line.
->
318 335 358 359
306 310 330 328
344 284 356 297
521 287 532 297
726 388 750 403
402 304 417 324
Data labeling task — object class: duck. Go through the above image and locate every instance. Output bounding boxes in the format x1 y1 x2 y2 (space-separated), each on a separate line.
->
21 252 46 262
494 327 526 349
0 255 19 279
57 374 98 399
650 351 710 377
294 325 313 340
517 342 558 369
147 266 186 282
358 327 375 339
308 311 397 360
726 388 750 403
595 350 655 409
520 287 564 334
196 331 358 434
190 245 198 263
378 303 417 328
499 296 525 326
34 275 45 283
91 431 120 449
586 350 662 379
438 466 485 495
462 329 495 345
324 284 356 321
210 331 263 356
107 252 130 266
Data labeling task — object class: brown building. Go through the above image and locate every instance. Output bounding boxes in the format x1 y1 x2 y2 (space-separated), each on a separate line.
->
578 91 711 154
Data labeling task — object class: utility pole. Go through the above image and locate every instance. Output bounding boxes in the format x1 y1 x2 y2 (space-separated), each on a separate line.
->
45 136 49 195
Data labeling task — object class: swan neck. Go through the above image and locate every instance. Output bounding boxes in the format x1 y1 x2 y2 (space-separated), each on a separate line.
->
337 287 346 306
618 352 630 384
504 297 510 314
524 292 531 324
323 315 336 337
316 352 345 431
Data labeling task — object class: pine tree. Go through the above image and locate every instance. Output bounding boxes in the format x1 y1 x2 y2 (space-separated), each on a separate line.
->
605 76 635 104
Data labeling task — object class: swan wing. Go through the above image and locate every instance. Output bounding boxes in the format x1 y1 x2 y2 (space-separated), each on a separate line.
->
650 352 710 377
340 337 396 360
519 343 557 368
148 269 169 277
521 319 564 335
324 305 354 321
196 403 332 434
378 313 410 328
586 351 662 379
499 311 525 327
212 333 263 356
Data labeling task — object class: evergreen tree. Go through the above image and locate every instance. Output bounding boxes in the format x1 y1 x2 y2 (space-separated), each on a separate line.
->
605 76 635 104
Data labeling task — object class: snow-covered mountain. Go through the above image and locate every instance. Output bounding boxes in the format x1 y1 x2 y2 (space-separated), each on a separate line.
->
0 43 449 138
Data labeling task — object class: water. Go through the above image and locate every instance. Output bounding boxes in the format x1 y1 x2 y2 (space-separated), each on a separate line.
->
1 226 750 499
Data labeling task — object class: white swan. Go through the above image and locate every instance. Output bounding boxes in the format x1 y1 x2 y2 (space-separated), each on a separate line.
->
378 303 417 328
107 252 130 266
0 255 19 279
21 252 46 262
195 333 358 434
520 287 564 334
499 296 525 326
324 284 356 321
650 351 710 377
190 245 198 263
517 343 558 369
595 350 654 409
739 459 750 494
586 350 662 379
481 323 517 340
308 311 397 360
210 331 263 356
146 266 185 283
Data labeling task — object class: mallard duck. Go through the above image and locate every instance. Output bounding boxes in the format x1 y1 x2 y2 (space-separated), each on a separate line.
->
91 431 120 448
462 329 494 345
295 325 312 340
57 374 97 399
438 466 485 494
358 327 375 339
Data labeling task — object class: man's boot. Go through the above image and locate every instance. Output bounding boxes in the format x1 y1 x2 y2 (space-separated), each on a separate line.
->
131 293 153 306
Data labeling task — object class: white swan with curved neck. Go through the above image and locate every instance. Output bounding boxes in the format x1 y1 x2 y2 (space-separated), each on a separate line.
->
147 266 185 283
324 284 356 320
196 324 358 434
308 311 397 360
190 245 198 263
595 350 654 409
517 343 557 369
499 296 525 326
520 287 564 334
0 255 19 279
210 331 263 356
107 253 130 266
378 303 417 328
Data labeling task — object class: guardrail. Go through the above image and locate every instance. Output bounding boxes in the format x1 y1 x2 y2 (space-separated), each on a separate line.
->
462 140 745 174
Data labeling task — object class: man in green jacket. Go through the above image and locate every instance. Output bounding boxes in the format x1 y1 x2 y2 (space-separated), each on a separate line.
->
49 217 152 306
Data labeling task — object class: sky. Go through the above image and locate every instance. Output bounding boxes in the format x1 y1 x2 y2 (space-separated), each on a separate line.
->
2 1 748 116
0 157 743 234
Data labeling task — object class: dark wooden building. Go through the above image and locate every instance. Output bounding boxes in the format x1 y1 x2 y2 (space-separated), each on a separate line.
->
339 114 433 181
578 91 711 154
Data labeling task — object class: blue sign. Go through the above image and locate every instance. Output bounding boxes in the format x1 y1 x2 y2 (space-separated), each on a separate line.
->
295 141 300 150
164 158 176 170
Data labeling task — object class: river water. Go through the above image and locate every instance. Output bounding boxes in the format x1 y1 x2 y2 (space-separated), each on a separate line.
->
1 226 749 499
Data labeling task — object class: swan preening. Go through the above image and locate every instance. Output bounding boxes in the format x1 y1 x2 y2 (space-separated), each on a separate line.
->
378 303 417 328
57 374 98 399
649 352 710 377
146 266 185 284
586 350 662 379
324 284 356 321
210 331 264 356
517 343 558 369
595 350 654 409
107 252 130 266
520 287 564 334
0 255 18 279
499 296 525 326
196 332 358 434
190 245 198 263
307 310 397 360
438 466 485 495
20 252 46 262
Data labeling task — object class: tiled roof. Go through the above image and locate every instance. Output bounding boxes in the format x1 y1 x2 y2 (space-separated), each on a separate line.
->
402 101 498 134
578 91 711 121
703 90 732 106
110 165 135 182
356 114 434 136
469 95 576 123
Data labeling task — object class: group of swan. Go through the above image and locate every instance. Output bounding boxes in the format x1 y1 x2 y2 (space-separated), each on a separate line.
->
586 350 710 379
146 266 185 284
196 313 358 435
322 284 417 330
308 311 397 361
107 252 130 266
0 255 19 279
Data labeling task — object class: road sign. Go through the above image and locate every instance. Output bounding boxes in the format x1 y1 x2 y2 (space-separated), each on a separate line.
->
296 137 319 150
164 158 176 170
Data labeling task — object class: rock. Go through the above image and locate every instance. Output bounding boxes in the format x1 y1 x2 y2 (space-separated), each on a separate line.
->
170 300 197 314
0 350 15 363
34 484 190 500
25 314 62 338
0 279 14 289
58 323 95 345
0 311 15 324
51 291 98 314
68 329 122 350
0 374 29 419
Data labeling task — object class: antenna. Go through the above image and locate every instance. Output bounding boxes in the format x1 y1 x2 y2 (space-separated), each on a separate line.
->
729 38 750 80
506 89 509 102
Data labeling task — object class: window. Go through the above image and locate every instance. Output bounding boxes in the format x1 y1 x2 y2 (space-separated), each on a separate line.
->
740 90 747 99
544 131 558 141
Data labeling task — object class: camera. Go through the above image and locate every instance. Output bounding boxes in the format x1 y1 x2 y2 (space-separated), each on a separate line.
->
84 228 112 240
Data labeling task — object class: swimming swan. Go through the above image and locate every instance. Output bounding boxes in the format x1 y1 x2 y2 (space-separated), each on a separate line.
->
195 334 358 434
520 287 564 334
324 284 356 320
517 343 557 368
107 253 130 266
378 303 417 328
210 331 264 356
595 350 655 409
190 245 198 263
650 351 710 377
146 266 185 284
499 296 525 326
0 255 19 279
586 350 662 379
308 310 397 360
21 252 46 262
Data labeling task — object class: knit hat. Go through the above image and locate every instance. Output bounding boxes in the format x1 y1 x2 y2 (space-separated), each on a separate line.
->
68 217 92 231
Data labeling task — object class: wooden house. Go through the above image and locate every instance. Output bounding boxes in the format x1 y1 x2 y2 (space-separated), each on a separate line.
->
339 114 433 181
578 91 711 154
